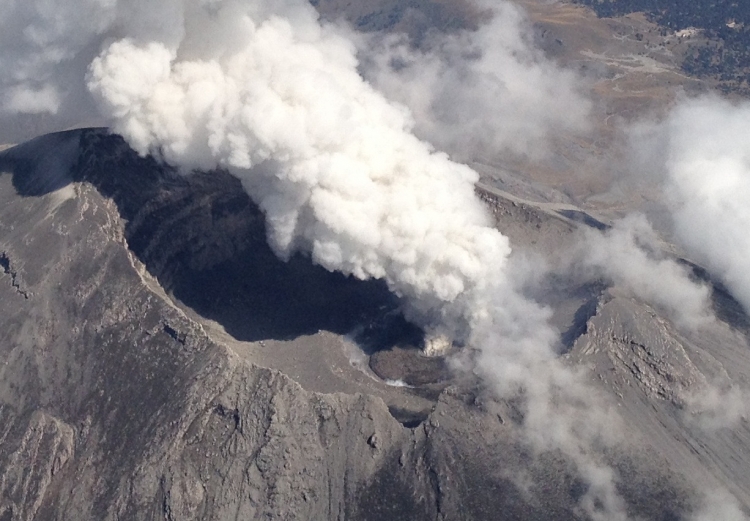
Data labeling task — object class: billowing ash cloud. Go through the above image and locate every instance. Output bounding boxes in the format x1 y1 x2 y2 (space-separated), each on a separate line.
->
76 0 596 350
86 13 509 341
0 0 590 350
358 0 590 162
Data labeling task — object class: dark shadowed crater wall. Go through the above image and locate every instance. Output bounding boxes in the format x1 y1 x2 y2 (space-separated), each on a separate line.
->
71 129 421 348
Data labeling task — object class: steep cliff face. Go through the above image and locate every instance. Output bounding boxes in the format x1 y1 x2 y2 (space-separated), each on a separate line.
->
0 129 743 520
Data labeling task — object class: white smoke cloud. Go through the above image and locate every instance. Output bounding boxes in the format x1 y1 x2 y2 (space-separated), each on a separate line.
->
465 281 629 520
357 0 591 163
659 95 750 317
86 15 512 344
0 0 111 116
647 94 750 521
684 383 750 431
575 214 712 329
4 84 61 115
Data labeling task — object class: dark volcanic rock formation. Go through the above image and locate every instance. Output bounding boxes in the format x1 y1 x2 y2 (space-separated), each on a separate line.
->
0 129 747 520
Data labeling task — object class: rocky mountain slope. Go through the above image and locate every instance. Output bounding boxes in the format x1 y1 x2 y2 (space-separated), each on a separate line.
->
0 129 748 520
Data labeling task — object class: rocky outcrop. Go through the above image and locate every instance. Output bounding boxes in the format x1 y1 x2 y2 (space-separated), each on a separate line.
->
0 410 74 521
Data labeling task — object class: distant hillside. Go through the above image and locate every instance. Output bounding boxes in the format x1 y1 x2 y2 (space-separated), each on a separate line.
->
311 0 480 40
571 0 750 94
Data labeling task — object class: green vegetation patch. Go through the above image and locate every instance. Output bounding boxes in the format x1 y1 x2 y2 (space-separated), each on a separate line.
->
571 0 750 94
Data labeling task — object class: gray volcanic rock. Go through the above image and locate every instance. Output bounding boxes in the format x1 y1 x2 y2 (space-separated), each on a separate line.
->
570 293 750 508
0 129 744 520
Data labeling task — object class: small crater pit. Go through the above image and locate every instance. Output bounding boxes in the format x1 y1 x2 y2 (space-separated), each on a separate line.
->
369 346 450 387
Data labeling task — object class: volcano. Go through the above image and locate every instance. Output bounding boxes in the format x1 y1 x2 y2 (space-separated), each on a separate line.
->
0 128 747 520
2 0 750 519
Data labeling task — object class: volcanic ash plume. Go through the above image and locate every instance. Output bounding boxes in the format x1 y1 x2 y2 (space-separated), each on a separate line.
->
86 0 519 342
